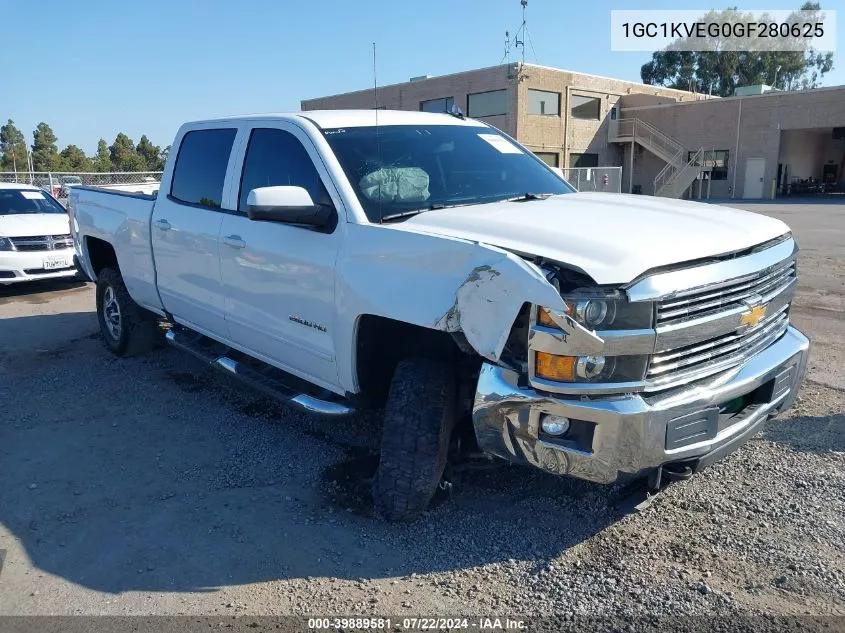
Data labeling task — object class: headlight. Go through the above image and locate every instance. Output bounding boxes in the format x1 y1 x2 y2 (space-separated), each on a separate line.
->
535 351 647 383
532 290 653 387
574 300 610 327
537 296 653 330
0 237 14 251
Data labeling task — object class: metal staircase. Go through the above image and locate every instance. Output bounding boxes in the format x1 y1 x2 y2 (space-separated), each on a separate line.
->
609 118 710 198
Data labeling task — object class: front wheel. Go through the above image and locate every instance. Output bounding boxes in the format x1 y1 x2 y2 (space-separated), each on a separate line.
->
95 267 160 357
373 358 458 522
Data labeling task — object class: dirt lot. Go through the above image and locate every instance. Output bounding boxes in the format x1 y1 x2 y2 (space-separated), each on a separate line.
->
0 201 843 618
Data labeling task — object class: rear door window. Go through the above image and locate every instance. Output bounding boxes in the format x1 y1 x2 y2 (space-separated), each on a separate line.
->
170 128 237 208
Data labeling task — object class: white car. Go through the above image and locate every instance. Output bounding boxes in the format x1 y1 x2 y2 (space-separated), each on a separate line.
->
0 183 77 284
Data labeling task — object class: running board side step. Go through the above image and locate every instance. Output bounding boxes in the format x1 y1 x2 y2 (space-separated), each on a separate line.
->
165 329 354 416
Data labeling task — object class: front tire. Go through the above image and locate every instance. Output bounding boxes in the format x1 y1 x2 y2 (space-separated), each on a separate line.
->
373 358 458 522
95 267 159 357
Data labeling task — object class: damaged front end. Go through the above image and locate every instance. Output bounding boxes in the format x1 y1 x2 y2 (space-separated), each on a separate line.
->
431 255 608 365
470 247 809 486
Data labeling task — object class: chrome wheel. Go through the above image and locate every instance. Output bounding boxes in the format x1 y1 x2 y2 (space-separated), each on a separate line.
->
103 285 122 340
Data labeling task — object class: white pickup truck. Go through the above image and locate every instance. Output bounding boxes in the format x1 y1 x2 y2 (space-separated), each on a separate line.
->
70 110 809 521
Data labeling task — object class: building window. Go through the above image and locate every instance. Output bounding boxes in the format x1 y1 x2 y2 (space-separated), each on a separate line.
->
467 90 507 117
689 150 729 180
570 153 599 168
534 152 559 167
420 97 454 113
170 128 237 208
527 90 560 116
570 95 601 120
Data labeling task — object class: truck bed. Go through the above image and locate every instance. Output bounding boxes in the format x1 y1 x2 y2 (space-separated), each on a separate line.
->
70 185 163 313
71 182 159 198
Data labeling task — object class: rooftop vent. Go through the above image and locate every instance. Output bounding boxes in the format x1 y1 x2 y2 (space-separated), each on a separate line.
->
734 84 776 96
409 74 431 82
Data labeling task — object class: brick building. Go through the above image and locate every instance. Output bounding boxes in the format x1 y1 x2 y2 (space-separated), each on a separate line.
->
302 63 845 199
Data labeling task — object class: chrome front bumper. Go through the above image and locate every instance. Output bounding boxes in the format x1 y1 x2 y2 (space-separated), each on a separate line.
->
472 325 810 484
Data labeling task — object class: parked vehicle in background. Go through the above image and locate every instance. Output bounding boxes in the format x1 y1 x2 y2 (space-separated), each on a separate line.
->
57 175 83 198
0 184 77 284
71 110 809 521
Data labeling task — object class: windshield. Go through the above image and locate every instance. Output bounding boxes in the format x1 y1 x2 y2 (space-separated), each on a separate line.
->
0 189 66 215
322 124 574 222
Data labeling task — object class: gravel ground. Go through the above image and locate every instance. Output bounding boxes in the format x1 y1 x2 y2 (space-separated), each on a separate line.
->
0 201 842 619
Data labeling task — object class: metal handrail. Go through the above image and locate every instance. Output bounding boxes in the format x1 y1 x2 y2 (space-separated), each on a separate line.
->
633 119 685 157
655 148 705 197
615 118 686 164
653 147 687 193
614 118 714 198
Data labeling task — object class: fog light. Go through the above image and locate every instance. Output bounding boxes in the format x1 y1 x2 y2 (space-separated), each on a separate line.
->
541 415 570 436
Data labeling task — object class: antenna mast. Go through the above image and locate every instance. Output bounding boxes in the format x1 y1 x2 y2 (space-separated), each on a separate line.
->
515 0 527 65
511 0 537 68
372 42 378 110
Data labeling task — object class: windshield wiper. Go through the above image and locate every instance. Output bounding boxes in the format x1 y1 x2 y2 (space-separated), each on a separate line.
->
508 192 555 202
380 203 450 223
380 209 426 223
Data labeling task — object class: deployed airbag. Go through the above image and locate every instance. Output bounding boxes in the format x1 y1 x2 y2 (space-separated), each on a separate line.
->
359 167 430 203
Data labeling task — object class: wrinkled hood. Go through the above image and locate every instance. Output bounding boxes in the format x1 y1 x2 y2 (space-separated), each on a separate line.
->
0 212 71 238
394 192 790 285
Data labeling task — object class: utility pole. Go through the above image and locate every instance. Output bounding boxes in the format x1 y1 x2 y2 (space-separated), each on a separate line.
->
773 64 782 89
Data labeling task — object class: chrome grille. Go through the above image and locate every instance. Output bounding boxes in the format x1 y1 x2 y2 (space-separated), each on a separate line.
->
656 259 796 325
647 306 790 391
8 234 73 251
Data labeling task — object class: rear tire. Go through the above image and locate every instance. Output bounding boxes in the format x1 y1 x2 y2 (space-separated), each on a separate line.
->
373 358 457 522
95 267 160 357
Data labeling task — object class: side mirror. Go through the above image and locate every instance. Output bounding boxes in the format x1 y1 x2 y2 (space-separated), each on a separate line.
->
247 186 334 230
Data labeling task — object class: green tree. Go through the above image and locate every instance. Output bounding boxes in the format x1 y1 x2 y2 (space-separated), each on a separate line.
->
93 139 112 172
30 122 62 171
59 144 93 171
109 133 148 171
136 135 162 171
0 119 28 172
641 3 834 96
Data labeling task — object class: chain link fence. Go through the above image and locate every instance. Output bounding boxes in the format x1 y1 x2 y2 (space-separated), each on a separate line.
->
2 167 623 198
556 167 622 193
0 171 163 198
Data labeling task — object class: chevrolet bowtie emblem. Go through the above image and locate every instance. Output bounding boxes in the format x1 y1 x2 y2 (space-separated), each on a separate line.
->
740 303 768 328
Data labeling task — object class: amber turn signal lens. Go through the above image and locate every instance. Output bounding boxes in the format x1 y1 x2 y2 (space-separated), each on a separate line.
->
537 305 574 328
537 307 558 328
535 352 576 382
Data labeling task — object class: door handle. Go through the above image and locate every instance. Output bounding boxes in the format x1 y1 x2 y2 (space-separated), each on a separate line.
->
155 218 171 231
223 235 246 249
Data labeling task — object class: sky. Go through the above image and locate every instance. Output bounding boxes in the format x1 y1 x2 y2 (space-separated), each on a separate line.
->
1 0 842 154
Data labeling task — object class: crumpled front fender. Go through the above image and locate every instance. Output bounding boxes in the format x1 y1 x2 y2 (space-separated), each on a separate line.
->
336 224 605 392
432 255 604 360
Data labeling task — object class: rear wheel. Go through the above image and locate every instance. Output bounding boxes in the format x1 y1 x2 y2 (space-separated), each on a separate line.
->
95 267 160 356
373 358 458 522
